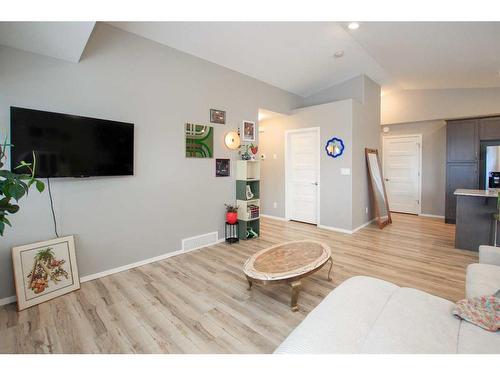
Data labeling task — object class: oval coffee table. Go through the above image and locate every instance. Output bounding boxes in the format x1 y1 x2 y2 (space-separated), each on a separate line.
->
243 240 333 311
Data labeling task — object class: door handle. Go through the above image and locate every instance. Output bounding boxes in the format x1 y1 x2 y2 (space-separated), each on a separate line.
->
385 178 390 181
311 182 318 186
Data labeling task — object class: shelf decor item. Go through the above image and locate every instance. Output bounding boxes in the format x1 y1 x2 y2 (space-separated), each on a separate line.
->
185 123 213 158
210 109 226 124
12 235 80 311
242 121 256 142
225 203 238 224
325 137 345 158
215 158 230 177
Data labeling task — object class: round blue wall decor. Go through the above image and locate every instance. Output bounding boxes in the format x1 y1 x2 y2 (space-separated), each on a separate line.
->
325 137 345 158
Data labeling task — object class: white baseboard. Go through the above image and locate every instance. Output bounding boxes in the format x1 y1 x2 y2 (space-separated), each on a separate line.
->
0 237 225 307
0 295 16 306
318 219 375 235
318 224 354 234
260 214 287 221
419 213 445 219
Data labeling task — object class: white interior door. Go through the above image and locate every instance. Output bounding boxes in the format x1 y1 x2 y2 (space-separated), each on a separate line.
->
383 135 422 214
286 128 320 224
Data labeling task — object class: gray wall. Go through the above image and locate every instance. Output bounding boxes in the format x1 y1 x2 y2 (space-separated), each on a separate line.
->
382 88 500 125
259 100 354 230
352 76 381 228
301 75 364 108
381 120 447 217
0 23 301 300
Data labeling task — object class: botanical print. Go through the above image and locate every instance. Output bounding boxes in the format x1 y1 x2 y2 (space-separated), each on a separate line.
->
242 121 255 142
26 247 69 295
185 123 214 158
21 241 74 301
13 235 79 310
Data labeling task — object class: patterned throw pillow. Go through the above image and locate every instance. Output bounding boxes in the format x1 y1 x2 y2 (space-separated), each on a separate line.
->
453 293 500 332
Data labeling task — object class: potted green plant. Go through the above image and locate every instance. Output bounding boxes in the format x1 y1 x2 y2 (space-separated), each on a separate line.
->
0 135 45 236
225 203 238 224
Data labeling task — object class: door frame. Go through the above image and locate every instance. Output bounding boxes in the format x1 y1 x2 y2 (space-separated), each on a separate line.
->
284 127 321 224
382 134 423 215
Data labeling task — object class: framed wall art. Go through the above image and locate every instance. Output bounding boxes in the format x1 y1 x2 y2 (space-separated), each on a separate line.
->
12 235 80 311
215 158 230 177
185 123 214 158
210 109 226 124
242 121 256 142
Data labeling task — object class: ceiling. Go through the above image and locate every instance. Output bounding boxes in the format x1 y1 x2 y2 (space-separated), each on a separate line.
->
0 22 95 63
1 22 499 97
108 22 393 97
351 22 500 91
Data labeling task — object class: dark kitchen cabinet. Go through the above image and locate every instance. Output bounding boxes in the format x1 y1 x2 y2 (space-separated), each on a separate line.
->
479 117 500 140
446 119 478 162
445 162 478 223
445 119 480 223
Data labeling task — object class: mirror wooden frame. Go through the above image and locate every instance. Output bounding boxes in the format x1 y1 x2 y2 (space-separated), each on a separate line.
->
365 148 392 229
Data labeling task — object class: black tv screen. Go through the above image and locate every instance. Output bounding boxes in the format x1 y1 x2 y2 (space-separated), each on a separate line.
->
10 107 134 178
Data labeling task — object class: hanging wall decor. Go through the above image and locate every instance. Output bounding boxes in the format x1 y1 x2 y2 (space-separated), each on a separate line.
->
325 137 345 158
210 109 226 124
185 123 214 158
242 121 256 142
12 235 80 311
215 158 230 177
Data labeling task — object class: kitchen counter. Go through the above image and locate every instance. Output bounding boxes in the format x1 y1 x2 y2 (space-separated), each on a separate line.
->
454 189 498 198
453 189 499 251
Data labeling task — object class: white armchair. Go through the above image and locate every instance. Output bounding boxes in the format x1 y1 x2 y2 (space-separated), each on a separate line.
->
465 245 500 298
478 245 500 266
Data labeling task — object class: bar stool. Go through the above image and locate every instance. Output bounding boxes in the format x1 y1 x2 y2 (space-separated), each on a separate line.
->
493 195 500 246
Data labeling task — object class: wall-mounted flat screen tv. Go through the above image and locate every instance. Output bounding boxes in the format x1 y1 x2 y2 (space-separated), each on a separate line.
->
10 107 134 178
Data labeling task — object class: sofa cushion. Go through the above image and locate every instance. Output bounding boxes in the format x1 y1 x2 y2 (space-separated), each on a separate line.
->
457 321 500 354
274 276 398 354
466 263 500 299
361 288 460 353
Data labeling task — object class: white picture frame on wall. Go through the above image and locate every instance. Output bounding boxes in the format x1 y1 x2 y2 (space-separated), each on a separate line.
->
12 235 80 311
242 121 256 142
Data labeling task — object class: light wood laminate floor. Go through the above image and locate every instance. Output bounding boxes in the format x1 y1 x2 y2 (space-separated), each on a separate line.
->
0 214 477 353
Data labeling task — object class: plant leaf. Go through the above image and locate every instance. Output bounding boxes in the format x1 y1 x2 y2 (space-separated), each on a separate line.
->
35 180 45 192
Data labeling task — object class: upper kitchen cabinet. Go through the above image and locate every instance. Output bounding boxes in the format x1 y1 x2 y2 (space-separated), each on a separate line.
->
446 119 478 162
479 117 500 140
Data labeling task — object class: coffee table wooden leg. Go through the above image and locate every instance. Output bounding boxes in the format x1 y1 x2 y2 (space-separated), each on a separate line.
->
327 257 333 281
247 278 253 290
290 281 301 311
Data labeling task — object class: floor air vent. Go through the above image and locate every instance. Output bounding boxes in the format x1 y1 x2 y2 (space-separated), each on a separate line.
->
182 231 218 252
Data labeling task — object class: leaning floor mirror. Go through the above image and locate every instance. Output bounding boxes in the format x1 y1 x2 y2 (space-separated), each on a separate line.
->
365 148 392 229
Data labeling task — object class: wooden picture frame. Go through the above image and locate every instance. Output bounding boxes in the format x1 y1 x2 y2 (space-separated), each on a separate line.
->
12 235 80 311
365 148 392 229
210 109 226 124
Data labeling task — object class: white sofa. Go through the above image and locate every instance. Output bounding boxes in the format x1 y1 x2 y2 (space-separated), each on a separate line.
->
275 246 500 354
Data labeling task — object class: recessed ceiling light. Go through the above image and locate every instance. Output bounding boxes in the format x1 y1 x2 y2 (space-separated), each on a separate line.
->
348 22 360 30
334 50 344 58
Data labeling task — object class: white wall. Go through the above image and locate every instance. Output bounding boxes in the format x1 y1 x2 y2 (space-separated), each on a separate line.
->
0 23 302 300
382 88 500 125
300 75 365 108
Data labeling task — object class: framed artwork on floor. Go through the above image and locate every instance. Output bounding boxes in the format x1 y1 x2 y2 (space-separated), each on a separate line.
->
215 158 230 177
185 123 214 158
242 121 256 142
210 109 226 124
12 235 80 311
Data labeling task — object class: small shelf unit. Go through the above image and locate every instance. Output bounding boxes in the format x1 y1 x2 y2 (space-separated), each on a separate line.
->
236 160 260 240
